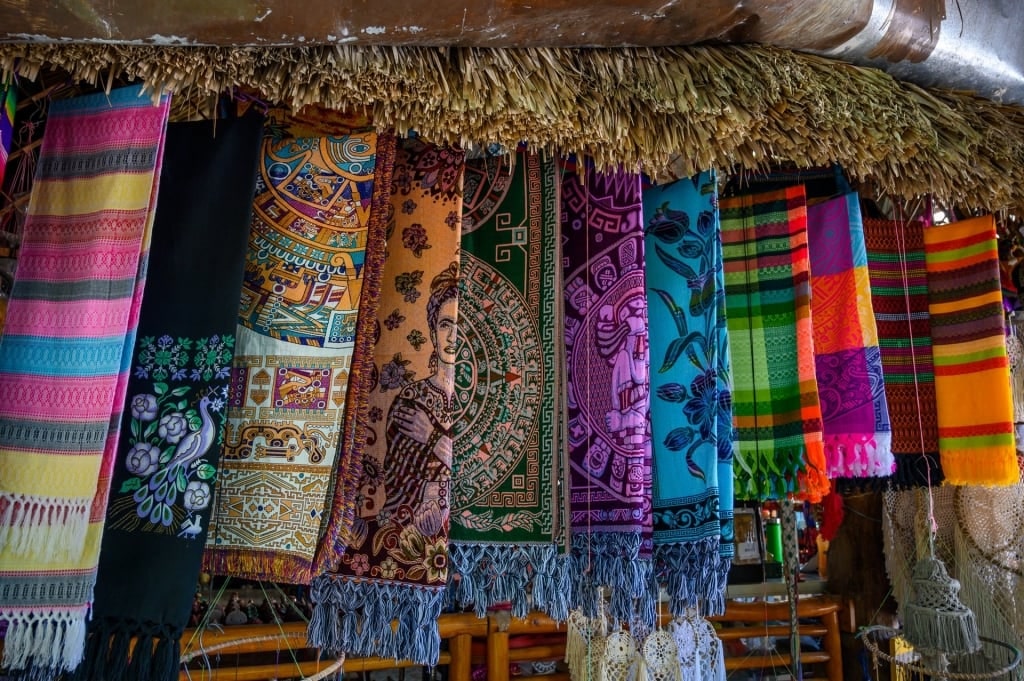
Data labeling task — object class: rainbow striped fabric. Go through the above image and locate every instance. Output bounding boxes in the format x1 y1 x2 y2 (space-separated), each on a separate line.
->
0 85 169 677
720 186 829 502
923 216 1019 486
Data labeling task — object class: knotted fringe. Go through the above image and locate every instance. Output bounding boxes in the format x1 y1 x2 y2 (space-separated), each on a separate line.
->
68 620 181 681
940 445 1020 487
823 432 895 479
0 607 88 677
652 536 726 617
735 444 821 501
446 543 574 620
309 576 444 666
571 532 654 630
0 493 90 561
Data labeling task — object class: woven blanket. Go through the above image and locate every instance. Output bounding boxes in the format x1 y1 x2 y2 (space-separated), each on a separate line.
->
561 162 654 627
863 216 943 487
75 114 264 681
923 216 1019 486
0 85 170 676
310 138 465 666
720 186 829 502
643 171 733 617
447 149 568 619
311 132 396 575
204 129 379 584
0 83 13 190
806 193 894 479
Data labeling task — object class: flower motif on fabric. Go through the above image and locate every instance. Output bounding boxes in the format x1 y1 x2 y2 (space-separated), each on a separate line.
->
646 199 734 481
402 223 431 257
379 353 415 392
135 335 192 381
395 270 424 303
384 309 407 331
191 335 235 382
113 334 234 538
406 329 427 350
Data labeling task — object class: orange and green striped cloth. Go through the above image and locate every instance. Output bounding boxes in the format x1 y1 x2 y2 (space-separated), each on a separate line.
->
720 186 829 502
923 216 1018 486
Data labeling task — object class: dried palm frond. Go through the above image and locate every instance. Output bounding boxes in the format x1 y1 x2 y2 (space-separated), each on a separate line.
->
2 43 1023 211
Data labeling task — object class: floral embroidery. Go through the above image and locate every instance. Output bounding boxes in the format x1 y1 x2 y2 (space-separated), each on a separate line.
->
406 329 426 350
369 406 384 423
379 353 415 392
114 334 234 537
384 309 406 331
402 199 417 214
191 335 235 382
445 210 460 230
395 270 424 304
135 335 192 381
402 223 431 257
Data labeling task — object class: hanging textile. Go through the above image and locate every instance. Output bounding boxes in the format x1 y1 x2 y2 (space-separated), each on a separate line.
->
863 215 943 487
923 215 1019 486
0 83 13 191
720 186 829 502
447 149 568 618
806 193 894 479
311 132 396 575
73 114 263 681
309 138 465 666
642 171 732 617
561 162 653 626
0 85 170 677
203 129 379 583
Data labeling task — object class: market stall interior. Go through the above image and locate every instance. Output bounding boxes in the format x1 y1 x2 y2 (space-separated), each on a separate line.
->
3 2 1024 681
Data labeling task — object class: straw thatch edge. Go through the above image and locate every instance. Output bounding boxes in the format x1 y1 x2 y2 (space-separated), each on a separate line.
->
2 43 1023 211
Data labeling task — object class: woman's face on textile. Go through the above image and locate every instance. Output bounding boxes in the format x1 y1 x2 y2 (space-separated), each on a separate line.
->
430 298 459 367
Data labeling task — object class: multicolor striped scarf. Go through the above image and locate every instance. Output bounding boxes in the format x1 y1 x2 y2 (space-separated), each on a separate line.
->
863 215 943 487
447 149 569 619
806 193 894 479
0 85 170 677
204 129 380 584
0 83 13 190
720 186 829 502
310 138 465 666
561 163 654 627
643 171 733 617
77 114 264 681
923 216 1019 486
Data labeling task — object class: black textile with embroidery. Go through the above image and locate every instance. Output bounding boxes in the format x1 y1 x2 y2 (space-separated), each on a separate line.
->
73 112 264 681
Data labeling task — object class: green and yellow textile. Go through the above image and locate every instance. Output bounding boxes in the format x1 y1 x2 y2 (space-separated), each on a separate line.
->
720 186 829 502
310 138 466 666
448 149 568 619
643 171 734 617
0 85 169 677
204 128 380 584
923 215 1018 486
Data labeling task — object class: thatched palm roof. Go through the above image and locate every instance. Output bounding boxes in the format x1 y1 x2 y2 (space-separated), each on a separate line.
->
3 42 1023 212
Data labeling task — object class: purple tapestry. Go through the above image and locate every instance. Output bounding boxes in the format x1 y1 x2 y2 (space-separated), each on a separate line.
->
561 161 654 627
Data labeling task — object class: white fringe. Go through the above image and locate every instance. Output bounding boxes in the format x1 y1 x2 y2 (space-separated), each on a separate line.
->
0 492 91 561
0 608 88 673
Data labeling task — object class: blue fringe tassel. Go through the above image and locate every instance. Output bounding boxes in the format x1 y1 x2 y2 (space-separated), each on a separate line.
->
309 576 444 666
446 543 573 620
571 532 654 630
653 536 728 617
